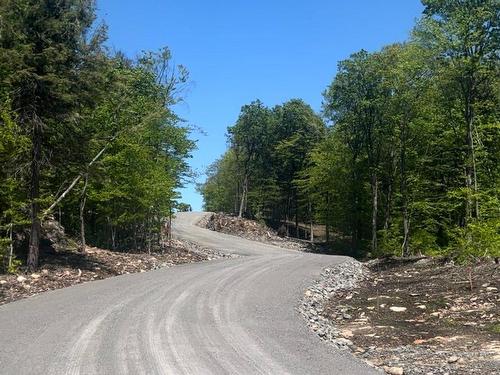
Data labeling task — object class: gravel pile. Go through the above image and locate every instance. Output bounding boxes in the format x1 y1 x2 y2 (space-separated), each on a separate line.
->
200 213 314 252
175 239 240 260
298 260 369 350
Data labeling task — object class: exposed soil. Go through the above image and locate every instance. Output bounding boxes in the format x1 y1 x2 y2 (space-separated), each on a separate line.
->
323 258 500 374
0 240 208 306
200 212 315 252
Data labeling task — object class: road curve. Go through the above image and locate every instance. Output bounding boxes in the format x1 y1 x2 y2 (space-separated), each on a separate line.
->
0 212 375 374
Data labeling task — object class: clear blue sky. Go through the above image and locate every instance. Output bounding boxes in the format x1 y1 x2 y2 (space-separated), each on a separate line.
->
97 0 424 211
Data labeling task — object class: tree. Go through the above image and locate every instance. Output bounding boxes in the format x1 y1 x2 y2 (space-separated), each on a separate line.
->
416 0 499 222
0 0 105 270
227 100 274 218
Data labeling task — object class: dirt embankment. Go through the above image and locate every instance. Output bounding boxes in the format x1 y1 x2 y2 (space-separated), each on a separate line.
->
200 212 314 251
322 258 499 375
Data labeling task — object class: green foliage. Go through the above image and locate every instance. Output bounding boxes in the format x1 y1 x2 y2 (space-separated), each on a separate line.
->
200 0 499 262
450 219 500 262
199 99 325 235
0 1 196 268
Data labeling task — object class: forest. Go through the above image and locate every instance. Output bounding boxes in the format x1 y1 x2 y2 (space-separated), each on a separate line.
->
0 0 195 272
198 0 500 260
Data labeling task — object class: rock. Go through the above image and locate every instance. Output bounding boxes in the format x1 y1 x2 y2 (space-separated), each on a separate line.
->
41 269 49 275
343 313 352 319
447 356 460 364
486 287 497 292
383 366 404 375
30 273 41 279
0 280 7 285
334 337 353 347
16 275 27 282
389 306 407 312
341 329 354 338
416 305 426 309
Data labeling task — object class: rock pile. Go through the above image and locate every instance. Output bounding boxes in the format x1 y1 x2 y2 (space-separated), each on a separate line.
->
202 213 313 251
298 260 368 350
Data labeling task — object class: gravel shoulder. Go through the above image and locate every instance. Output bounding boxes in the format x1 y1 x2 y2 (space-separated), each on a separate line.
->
303 257 499 375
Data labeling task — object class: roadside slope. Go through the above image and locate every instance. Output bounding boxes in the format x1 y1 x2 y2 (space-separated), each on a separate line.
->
0 212 375 374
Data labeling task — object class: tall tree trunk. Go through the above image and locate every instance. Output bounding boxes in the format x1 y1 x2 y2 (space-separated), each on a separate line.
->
325 192 330 243
134 225 138 251
465 115 479 220
463 82 479 222
238 174 248 218
384 149 395 231
371 173 378 254
384 181 392 231
27 124 42 271
8 223 14 270
400 122 410 257
295 191 299 238
285 195 291 237
111 225 116 250
309 201 314 243
79 174 88 253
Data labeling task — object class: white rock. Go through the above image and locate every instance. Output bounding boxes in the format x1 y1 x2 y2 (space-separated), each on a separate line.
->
447 356 460 363
16 275 27 282
0 280 7 285
417 305 427 309
30 273 41 279
389 306 407 312
384 366 404 375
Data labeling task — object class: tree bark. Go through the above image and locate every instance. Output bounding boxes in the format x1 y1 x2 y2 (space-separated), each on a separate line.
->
384 149 395 231
309 201 314 243
111 225 116 250
400 124 410 257
238 174 248 218
27 123 42 271
8 223 14 270
325 192 330 243
371 173 378 254
295 191 299 238
79 174 88 253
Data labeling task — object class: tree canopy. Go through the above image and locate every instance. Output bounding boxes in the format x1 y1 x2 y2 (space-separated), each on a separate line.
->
0 0 195 271
199 0 499 261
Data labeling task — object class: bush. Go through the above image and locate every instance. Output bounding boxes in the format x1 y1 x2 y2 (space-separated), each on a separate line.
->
450 219 500 263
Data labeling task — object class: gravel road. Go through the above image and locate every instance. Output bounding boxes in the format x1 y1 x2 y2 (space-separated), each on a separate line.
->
0 212 375 374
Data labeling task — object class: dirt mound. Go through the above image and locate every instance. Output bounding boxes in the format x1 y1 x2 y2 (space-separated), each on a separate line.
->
206 213 281 240
41 216 78 252
202 213 313 251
